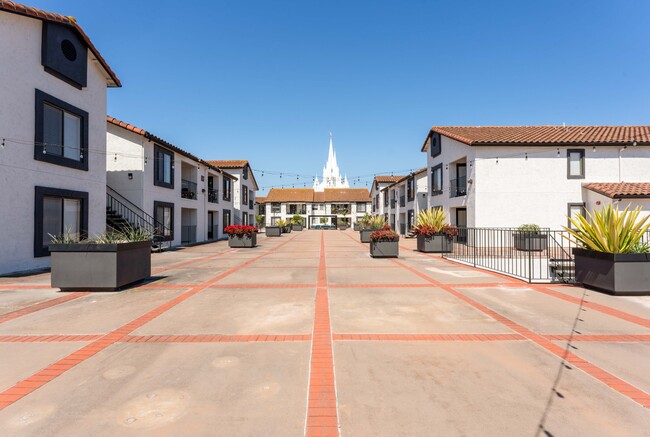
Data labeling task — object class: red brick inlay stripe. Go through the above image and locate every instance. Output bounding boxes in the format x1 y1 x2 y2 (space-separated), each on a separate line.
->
0 334 102 342
334 333 524 341
544 334 650 342
0 234 301 411
305 232 339 436
389 258 650 408
210 283 317 289
0 292 90 325
122 334 311 343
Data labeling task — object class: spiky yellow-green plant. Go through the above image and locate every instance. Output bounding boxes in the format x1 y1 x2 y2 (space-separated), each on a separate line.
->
563 204 650 254
416 208 448 232
275 219 288 227
369 216 386 230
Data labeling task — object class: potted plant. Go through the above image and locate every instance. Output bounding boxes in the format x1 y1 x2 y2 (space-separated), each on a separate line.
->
370 225 400 258
255 215 265 230
49 226 152 291
225 225 258 248
412 209 456 253
564 204 650 295
513 224 548 251
360 216 385 243
276 219 291 234
265 221 282 237
291 214 304 231
338 210 350 230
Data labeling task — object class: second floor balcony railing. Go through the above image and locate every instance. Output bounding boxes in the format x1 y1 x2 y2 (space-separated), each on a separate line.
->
208 189 219 203
331 206 350 215
399 195 406 207
450 176 467 198
249 199 254 209
181 179 197 200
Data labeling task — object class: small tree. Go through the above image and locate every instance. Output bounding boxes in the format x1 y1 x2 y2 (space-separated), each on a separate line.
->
255 215 265 228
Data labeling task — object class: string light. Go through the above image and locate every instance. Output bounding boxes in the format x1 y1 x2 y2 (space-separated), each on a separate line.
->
525 153 528 161
1 138 4 148
592 145 596 153
557 148 560 157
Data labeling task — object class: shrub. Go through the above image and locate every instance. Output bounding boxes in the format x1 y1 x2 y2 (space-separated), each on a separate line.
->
370 225 400 242
50 225 152 244
563 204 650 254
275 219 288 228
413 209 448 234
516 224 541 234
255 215 265 227
369 216 387 230
359 213 373 229
291 214 304 225
224 225 259 237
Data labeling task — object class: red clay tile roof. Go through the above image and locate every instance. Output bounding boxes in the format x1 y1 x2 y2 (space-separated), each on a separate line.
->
1 1 120 87
388 167 428 186
374 176 404 184
422 126 650 150
207 160 249 168
255 196 267 204
106 116 236 179
263 188 371 203
584 182 650 199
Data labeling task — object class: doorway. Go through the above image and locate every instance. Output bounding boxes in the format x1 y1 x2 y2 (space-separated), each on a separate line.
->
456 208 467 243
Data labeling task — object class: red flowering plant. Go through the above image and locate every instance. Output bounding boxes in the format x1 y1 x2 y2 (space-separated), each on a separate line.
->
224 225 259 237
370 224 400 242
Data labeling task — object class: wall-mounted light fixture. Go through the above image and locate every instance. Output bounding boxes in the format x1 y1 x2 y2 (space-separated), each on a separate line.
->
128 173 133 180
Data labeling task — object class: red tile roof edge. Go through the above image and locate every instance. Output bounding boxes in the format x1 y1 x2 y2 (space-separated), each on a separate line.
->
583 182 650 199
1 0 120 87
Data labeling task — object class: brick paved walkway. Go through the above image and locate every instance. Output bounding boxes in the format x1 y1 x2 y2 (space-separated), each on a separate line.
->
0 230 649 435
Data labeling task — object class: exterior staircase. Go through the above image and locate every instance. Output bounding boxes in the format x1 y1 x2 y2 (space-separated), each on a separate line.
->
106 186 172 251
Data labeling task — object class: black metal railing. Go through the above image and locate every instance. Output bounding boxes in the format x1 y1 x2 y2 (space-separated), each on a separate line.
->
450 176 467 198
442 227 578 283
208 189 219 203
249 199 254 209
181 225 197 244
399 195 405 207
106 186 171 242
181 179 197 200
289 206 307 215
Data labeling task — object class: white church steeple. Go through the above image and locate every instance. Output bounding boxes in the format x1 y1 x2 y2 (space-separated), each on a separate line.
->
314 131 349 192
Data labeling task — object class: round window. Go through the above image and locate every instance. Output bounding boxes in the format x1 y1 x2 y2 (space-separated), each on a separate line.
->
61 39 77 62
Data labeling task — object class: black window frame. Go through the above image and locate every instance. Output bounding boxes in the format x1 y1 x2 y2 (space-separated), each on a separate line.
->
34 90 89 171
153 145 175 189
223 209 232 231
271 203 281 214
429 132 441 158
242 164 249 180
34 186 88 257
356 202 367 213
567 149 585 179
223 178 232 201
567 203 586 229
242 185 249 205
431 164 443 196
407 176 415 201
153 201 174 241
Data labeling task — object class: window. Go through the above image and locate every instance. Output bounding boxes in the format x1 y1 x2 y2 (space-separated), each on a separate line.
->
383 192 388 207
407 177 415 201
223 178 232 201
567 149 585 179
242 186 248 205
242 213 248 225
429 132 441 158
34 186 88 257
223 209 231 230
357 202 366 213
154 145 174 188
243 165 249 180
35 90 88 170
567 203 586 229
431 164 443 195
271 203 281 213
154 201 174 240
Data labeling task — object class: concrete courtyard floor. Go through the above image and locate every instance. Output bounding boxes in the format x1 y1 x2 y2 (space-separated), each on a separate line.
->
0 230 649 436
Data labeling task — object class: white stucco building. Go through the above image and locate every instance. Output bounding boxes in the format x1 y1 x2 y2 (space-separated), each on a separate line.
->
421 126 650 230
206 160 258 226
370 175 403 217
106 117 238 246
381 168 428 235
313 132 349 191
259 188 370 228
0 3 120 275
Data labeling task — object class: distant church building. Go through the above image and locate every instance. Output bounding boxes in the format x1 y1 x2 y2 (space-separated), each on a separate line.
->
313 132 349 192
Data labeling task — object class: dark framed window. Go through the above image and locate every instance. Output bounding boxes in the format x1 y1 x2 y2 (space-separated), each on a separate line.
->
567 203 586 229
153 201 174 240
429 132 441 158
242 185 248 205
34 90 88 171
271 203 281 213
383 192 388 207
223 209 232 230
223 178 232 201
243 165 249 180
567 149 585 179
407 177 415 201
431 164 443 195
357 202 367 213
153 145 174 188
34 186 88 257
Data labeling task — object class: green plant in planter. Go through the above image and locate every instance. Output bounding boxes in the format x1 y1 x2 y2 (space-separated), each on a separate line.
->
291 214 304 225
359 213 372 229
256 215 265 228
415 208 447 231
50 225 152 244
275 219 288 228
563 204 650 253
370 225 400 242
319 217 328 224
516 224 541 234
369 216 387 230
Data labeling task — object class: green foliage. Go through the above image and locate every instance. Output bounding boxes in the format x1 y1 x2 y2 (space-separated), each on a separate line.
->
369 216 387 230
290 214 304 225
51 225 152 245
563 204 650 254
517 223 541 234
359 213 373 229
256 215 265 227
275 219 288 227
415 209 448 232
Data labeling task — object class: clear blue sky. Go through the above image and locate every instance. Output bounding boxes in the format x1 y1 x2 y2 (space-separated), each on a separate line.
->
29 0 650 195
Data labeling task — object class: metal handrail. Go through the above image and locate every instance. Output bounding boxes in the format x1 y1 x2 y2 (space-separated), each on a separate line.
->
450 176 467 198
106 187 171 241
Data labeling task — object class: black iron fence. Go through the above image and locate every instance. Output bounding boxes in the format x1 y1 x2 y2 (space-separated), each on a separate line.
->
208 189 219 203
450 176 467 198
181 179 197 200
442 228 577 283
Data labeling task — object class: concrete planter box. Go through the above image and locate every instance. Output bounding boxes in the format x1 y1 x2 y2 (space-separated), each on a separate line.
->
416 234 452 253
292 224 304 231
282 226 292 234
49 241 151 291
573 248 650 295
266 226 282 237
370 240 399 258
228 233 257 248
513 233 548 252
353 223 360 231
360 229 373 243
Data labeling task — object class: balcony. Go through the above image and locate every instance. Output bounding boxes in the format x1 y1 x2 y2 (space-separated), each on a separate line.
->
249 199 254 210
390 199 396 209
399 195 405 207
181 179 197 200
208 189 219 204
331 205 350 215
450 176 467 198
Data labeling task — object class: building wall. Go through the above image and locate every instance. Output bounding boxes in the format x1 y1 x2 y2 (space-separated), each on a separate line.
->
583 190 650 222
0 13 108 274
263 202 371 227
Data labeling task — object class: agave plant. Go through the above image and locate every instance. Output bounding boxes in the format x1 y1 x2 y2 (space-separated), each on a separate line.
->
415 209 447 232
359 213 373 229
563 204 650 254
275 219 288 228
369 216 387 230
290 214 304 225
